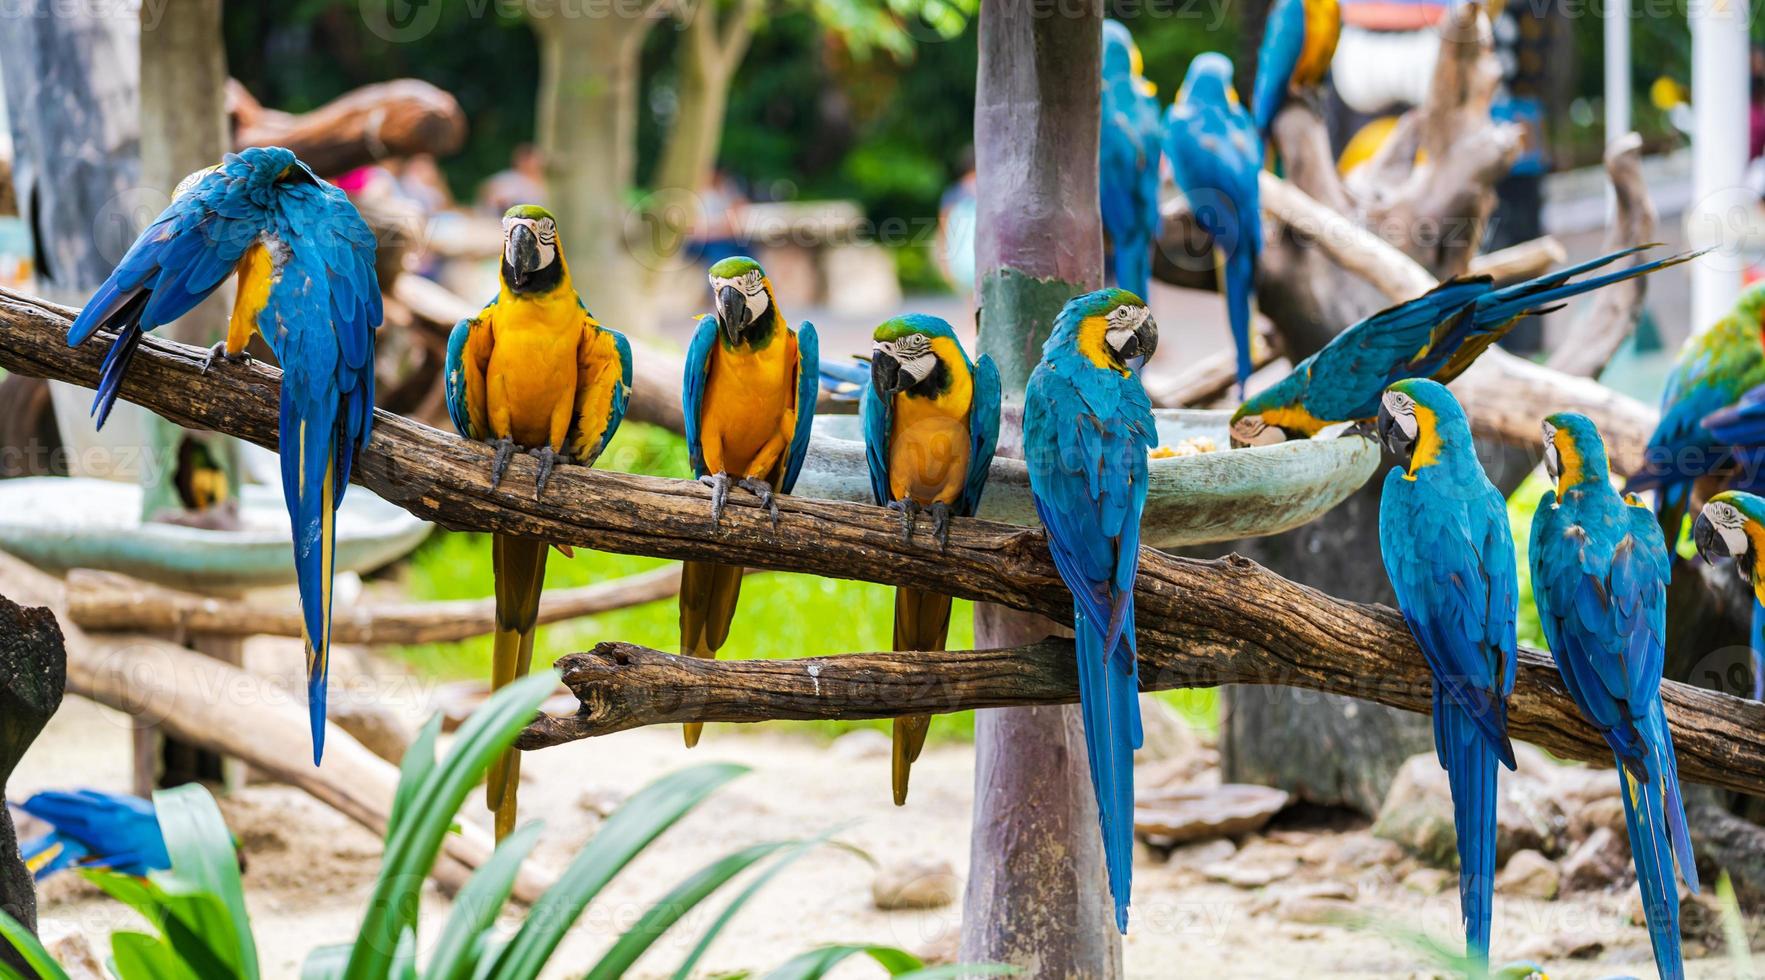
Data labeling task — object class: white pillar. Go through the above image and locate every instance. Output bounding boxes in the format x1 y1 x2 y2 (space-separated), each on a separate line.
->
1688 0 1751 331
1604 0 1630 141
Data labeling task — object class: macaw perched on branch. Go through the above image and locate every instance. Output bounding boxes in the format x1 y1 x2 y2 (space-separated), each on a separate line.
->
1100 19 1163 301
14 790 169 880
1166 53 1262 394
861 314 1000 804
1024 288 1159 932
1251 0 1340 139
1230 246 1698 447
1375 379 1517 964
66 146 380 765
1625 284 1765 544
1692 490 1765 700
446 205 632 840
1531 413 1698 980
679 256 819 747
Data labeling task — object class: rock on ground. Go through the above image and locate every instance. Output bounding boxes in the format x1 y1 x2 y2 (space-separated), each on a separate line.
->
1495 849 1560 900
871 858 960 911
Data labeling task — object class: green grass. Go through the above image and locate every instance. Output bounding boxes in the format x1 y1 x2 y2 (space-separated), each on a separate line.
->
393 421 1220 741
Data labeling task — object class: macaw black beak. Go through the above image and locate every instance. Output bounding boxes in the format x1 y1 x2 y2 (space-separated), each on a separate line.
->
1376 407 1410 458
715 285 750 345
506 224 540 288
1135 318 1159 364
1694 513 1729 567
870 349 902 396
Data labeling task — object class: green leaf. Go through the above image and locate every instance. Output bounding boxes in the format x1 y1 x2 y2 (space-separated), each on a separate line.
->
152 783 258 979
83 871 238 980
423 820 545 980
110 930 200 980
485 762 747 980
762 945 1014 980
345 672 558 980
300 943 350 980
585 841 794 980
670 827 853 980
390 714 443 832
0 906 70 980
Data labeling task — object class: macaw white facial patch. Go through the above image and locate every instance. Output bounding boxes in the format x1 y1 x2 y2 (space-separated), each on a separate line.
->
1705 501 1751 557
1381 390 1419 440
882 332 937 384
503 214 559 269
1104 303 1151 354
710 269 770 322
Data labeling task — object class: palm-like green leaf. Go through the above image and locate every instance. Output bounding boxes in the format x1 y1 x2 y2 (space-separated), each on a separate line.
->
301 943 350 980
110 930 201 980
424 820 544 980
584 841 794 980
763 945 1014 980
84 871 238 979
150 782 259 978
485 762 747 980
345 671 558 980
0 906 71 980
670 828 856 980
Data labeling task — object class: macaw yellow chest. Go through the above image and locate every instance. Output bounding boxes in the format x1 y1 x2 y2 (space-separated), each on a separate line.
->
700 331 797 479
486 301 581 450
889 392 971 506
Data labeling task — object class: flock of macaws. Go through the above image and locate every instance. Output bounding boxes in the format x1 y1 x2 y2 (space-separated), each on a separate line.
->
48 15 1759 975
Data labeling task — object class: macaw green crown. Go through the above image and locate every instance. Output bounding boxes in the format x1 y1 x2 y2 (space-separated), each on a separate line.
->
504 204 557 222
708 255 765 279
874 313 957 344
1544 411 1610 479
1710 489 1765 525
1181 52 1236 104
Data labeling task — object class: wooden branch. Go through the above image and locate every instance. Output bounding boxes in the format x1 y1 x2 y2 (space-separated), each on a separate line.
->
0 552 554 905
1453 347 1656 474
1547 133 1658 379
524 626 1765 800
1471 237 1566 284
64 565 693 644
1 291 1754 797
228 80 466 178
1257 173 1434 299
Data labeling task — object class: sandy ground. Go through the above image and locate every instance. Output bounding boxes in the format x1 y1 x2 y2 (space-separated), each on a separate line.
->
11 664 1747 980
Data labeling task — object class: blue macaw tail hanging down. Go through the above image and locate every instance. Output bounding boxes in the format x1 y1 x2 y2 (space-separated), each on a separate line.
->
1251 0 1341 140
1100 20 1164 300
1024 288 1159 932
1166 52 1262 393
15 790 170 880
1375 379 1518 962
1531 413 1698 980
66 147 381 764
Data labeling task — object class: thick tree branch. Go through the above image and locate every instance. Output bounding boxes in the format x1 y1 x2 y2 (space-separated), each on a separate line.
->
519 638 1765 802
1 289 1756 797
1546 133 1658 379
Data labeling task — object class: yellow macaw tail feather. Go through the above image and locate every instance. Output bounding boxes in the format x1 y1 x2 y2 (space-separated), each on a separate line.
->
890 585 953 805
487 533 547 840
25 842 61 875
678 560 745 747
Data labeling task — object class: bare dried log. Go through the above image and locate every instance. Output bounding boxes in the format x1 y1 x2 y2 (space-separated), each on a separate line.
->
0 552 554 905
64 565 693 643
1472 237 1567 284
227 79 466 178
1 292 1759 799
1547 133 1658 379
522 623 1765 798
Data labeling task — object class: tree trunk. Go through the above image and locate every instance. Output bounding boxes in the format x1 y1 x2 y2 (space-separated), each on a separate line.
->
138 0 242 527
960 4 1119 975
0 595 67 974
529 6 655 336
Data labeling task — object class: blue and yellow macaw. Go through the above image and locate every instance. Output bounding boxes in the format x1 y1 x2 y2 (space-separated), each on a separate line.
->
15 790 169 880
1252 0 1340 139
1100 19 1164 301
66 146 380 765
1230 246 1696 447
861 314 1000 804
1375 379 1517 965
1531 413 1698 980
1692 490 1765 700
1165 53 1262 394
1625 283 1765 544
446 205 631 840
1024 288 1158 932
679 256 818 747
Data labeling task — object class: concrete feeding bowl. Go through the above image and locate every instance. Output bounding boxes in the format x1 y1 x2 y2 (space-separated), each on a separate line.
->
795 410 1380 548
0 477 431 591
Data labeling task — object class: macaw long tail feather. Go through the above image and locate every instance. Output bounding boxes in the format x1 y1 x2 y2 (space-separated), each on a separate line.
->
890 585 953 806
1647 704 1699 894
1620 757 1686 980
1224 245 1256 396
88 290 151 430
280 394 344 766
1074 605 1142 934
1752 605 1765 701
1439 699 1499 962
487 533 547 840
678 560 745 748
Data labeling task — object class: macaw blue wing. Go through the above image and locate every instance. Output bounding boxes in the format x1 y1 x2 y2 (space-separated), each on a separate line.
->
1303 277 1493 420
780 321 819 494
1253 0 1307 135
444 318 475 439
17 790 169 879
682 314 718 479
1165 99 1263 390
819 356 870 402
581 330 634 464
959 354 1002 517
1100 84 1160 298
861 361 892 506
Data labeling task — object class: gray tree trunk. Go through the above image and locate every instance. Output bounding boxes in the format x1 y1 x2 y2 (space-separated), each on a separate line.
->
0 596 67 974
960 4 1120 975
